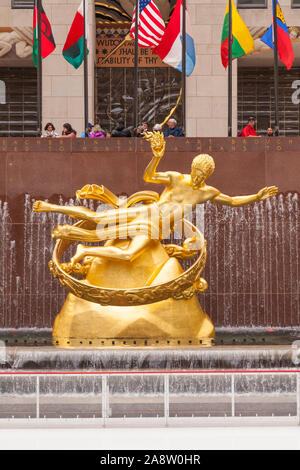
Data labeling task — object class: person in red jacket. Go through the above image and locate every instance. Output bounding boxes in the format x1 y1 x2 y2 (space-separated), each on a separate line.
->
240 116 258 137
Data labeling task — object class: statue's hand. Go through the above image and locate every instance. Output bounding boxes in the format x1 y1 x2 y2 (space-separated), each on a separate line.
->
152 140 166 159
143 131 166 158
257 186 278 201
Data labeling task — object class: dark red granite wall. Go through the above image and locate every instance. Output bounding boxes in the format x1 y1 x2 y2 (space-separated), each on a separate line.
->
0 137 299 328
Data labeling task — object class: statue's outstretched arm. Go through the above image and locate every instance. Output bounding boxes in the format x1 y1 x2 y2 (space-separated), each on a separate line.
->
211 186 278 207
143 131 171 185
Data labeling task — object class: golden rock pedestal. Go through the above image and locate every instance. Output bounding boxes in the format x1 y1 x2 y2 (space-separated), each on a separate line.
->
53 239 215 347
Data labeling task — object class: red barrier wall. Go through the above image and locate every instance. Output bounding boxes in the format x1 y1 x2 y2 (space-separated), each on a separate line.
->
0 137 299 328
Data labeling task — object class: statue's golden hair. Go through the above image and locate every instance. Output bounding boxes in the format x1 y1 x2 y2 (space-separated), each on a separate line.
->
191 154 215 178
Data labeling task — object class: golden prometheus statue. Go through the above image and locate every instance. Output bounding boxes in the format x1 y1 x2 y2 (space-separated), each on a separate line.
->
33 132 278 348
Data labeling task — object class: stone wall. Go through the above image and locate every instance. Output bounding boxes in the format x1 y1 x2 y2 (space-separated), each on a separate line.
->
2 0 300 137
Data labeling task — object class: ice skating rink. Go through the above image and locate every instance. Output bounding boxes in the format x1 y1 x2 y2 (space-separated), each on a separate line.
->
0 426 299 450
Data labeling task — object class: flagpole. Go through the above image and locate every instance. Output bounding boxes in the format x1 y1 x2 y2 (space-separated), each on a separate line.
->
228 0 232 137
273 0 279 135
83 0 89 134
133 0 139 130
37 0 42 136
182 0 186 134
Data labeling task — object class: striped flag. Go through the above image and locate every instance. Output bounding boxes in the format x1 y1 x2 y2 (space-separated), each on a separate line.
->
221 0 254 69
130 0 165 48
260 0 294 70
32 0 56 68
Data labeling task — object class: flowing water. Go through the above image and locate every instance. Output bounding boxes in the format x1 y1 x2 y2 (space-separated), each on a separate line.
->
0 373 297 397
0 193 299 328
0 344 297 370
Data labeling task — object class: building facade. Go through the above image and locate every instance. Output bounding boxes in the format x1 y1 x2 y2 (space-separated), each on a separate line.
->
1 0 300 137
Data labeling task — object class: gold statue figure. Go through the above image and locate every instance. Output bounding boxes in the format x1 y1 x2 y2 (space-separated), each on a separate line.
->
33 132 278 347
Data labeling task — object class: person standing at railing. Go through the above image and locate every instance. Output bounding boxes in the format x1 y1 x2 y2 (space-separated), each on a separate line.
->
164 119 184 138
88 125 105 138
41 122 59 138
81 123 94 138
240 116 258 137
61 123 77 138
111 119 132 137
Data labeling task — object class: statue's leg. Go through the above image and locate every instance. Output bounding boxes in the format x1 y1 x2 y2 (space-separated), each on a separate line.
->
70 234 151 265
33 201 99 222
94 205 148 226
52 225 101 242
33 200 146 225
52 218 160 242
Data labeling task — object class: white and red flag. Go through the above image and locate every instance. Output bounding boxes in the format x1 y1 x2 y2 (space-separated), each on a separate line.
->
152 0 196 76
130 0 165 48
63 0 89 69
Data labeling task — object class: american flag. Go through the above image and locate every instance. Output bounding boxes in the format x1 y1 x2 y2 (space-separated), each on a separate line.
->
130 0 165 48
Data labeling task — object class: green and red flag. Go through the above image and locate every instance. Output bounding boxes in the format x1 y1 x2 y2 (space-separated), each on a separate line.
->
32 0 56 67
62 1 89 69
221 0 254 69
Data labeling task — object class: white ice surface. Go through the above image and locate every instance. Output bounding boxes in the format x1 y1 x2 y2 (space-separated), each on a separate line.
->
0 426 299 450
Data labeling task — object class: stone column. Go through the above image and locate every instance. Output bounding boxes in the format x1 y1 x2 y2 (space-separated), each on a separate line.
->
42 0 95 136
186 0 237 137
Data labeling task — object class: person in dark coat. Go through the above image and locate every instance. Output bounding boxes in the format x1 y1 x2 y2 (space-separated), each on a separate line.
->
164 119 184 138
111 119 132 137
136 125 144 137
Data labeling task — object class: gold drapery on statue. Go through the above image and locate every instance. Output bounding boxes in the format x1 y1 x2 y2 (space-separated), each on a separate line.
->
33 132 278 348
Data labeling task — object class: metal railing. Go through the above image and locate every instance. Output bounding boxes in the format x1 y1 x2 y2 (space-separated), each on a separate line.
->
0 370 299 427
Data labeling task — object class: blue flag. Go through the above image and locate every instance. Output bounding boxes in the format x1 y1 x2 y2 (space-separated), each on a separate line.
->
260 0 293 70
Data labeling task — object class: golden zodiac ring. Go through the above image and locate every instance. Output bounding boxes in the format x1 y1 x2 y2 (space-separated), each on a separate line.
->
49 219 208 307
